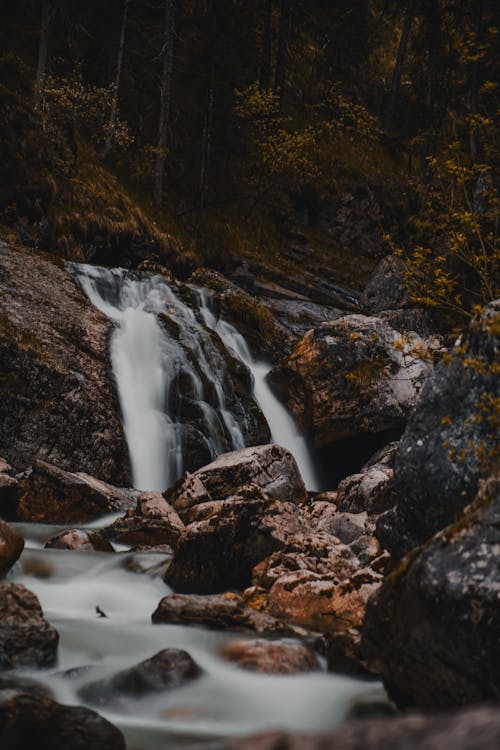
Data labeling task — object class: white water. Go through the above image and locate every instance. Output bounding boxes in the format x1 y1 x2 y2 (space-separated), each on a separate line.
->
196 288 320 491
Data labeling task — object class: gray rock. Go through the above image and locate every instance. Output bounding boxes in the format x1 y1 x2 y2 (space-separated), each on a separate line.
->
360 255 407 315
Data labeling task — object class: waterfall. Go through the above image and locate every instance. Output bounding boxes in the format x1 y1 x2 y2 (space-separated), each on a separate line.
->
195 288 320 491
71 264 320 493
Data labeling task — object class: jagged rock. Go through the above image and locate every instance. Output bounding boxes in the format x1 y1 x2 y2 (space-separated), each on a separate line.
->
104 492 184 548
363 473 500 709
45 529 114 552
269 316 436 449
78 649 200 708
0 520 24 576
16 460 137 524
360 255 407 314
0 243 128 483
336 443 398 515
152 592 296 634
164 445 307 519
165 485 309 593
220 639 320 674
0 583 59 670
0 689 125 749
224 705 500 750
377 302 500 557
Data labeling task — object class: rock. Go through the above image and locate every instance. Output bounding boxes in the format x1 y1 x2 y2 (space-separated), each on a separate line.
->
224 705 500 750
220 639 320 674
0 520 24 576
269 316 436 449
16 460 137 524
0 583 59 669
0 458 19 519
152 592 296 634
78 649 200 708
0 689 125 750
336 443 398 515
377 302 500 557
165 485 309 593
360 255 407 314
45 529 114 552
0 243 128 483
164 445 307 519
262 299 343 340
363 473 500 709
105 492 184 548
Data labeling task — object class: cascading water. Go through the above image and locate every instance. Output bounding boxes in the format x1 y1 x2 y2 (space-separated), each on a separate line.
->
195 288 321 491
70 264 246 491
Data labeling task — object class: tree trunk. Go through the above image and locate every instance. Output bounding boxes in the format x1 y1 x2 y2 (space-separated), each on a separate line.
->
198 73 215 237
420 0 441 181
469 0 483 162
259 0 273 90
154 0 176 208
34 0 51 108
274 0 291 110
384 0 416 132
102 0 129 159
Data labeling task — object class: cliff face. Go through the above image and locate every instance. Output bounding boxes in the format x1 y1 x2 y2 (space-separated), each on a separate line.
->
0 241 128 483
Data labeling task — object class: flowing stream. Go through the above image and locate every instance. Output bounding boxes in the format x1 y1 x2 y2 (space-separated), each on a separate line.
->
7 265 381 748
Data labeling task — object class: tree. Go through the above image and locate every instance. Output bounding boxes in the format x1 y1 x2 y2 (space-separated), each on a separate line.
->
34 0 52 108
102 0 130 158
259 0 273 90
274 0 291 110
154 0 176 208
384 0 417 132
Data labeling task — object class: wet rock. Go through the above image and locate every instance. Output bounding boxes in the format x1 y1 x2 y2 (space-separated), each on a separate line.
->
45 529 114 552
220 639 320 674
0 689 125 750
336 443 398 515
269 316 436 449
363 473 500 709
165 485 309 593
377 302 500 557
225 705 500 750
360 255 407 315
17 460 137 524
105 492 184 548
152 592 296 634
0 583 59 669
78 649 200 708
0 243 128 483
164 445 307 519
0 520 24 576
0 674 53 698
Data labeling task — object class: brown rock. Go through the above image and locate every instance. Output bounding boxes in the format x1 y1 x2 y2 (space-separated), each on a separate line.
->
0 458 19 519
220 639 320 674
0 243 128 483
105 492 185 548
0 520 24 576
45 529 114 552
0 689 125 750
164 444 307 519
336 442 398 515
17 460 137 524
0 583 59 670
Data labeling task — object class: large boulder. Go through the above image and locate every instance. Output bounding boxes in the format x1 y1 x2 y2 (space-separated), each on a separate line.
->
220 639 320 674
363 473 500 709
0 689 125 750
0 243 128 483
0 583 59 670
377 302 500 557
164 445 307 519
225 705 500 750
0 520 24 576
269 315 436 448
360 255 407 315
16 460 137 524
104 492 184 548
335 443 398 515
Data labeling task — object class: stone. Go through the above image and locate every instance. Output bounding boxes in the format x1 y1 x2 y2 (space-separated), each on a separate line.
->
0 458 19 519
78 649 200 708
224 705 500 750
16 460 137 524
0 243 128 483
0 583 59 670
105 492 184 548
45 529 114 552
0 689 125 750
220 639 320 674
377 302 500 557
336 443 398 515
269 315 436 449
165 485 309 593
363 473 500 709
0 520 24 576
152 592 295 635
360 255 407 314
164 445 307 519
